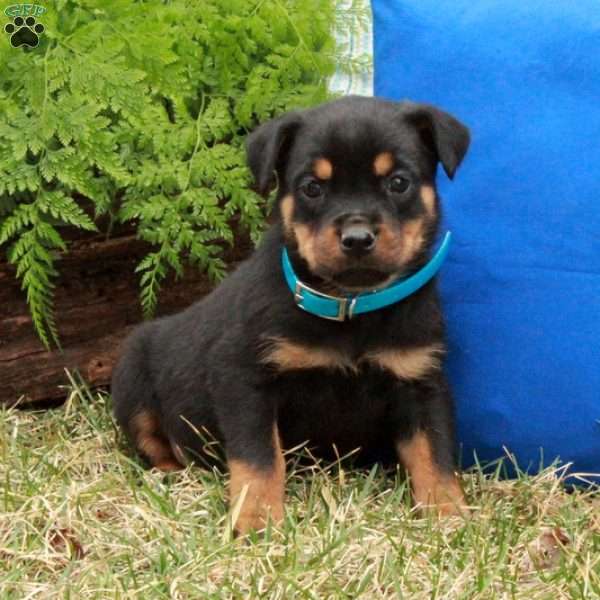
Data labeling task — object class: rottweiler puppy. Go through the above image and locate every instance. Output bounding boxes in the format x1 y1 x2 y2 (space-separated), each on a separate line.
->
112 96 470 534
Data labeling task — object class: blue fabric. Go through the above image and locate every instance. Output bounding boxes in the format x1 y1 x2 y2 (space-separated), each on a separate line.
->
372 0 600 480
282 232 452 321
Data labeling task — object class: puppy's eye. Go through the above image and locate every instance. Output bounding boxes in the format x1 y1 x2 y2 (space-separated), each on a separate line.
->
302 180 324 198
388 175 410 194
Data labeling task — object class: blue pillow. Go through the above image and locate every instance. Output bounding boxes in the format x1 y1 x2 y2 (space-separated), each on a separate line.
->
372 0 600 480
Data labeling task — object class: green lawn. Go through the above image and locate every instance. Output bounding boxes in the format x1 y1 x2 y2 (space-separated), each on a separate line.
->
1 379 598 599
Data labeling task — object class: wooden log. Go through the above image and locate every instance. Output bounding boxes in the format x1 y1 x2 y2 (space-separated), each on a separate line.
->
0 228 252 406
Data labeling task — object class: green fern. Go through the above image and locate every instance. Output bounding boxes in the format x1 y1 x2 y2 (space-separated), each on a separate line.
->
0 191 96 347
0 0 369 348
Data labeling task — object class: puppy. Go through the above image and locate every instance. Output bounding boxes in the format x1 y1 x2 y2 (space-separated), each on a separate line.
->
112 96 470 534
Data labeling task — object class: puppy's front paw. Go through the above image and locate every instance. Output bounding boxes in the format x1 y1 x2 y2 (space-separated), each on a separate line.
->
416 476 467 517
398 432 467 518
228 458 285 536
232 493 284 536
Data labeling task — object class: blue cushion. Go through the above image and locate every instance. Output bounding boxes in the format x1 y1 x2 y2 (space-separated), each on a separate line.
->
372 0 600 480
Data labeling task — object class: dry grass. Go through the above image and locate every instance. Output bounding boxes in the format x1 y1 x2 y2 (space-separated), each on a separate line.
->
1 378 598 599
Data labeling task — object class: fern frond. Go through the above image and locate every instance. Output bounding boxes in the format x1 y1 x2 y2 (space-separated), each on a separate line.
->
136 248 170 318
8 229 61 350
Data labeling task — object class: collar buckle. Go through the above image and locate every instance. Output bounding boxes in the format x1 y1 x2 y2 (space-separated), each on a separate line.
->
294 281 354 321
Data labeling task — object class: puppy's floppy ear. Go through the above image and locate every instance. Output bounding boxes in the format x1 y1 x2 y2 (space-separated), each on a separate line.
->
245 112 303 197
403 102 470 179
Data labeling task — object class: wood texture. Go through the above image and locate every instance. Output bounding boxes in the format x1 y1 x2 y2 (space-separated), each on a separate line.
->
0 227 251 406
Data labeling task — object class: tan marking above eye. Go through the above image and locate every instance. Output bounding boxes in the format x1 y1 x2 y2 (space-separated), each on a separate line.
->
260 336 356 373
364 343 444 380
313 158 333 180
420 185 436 217
373 152 394 176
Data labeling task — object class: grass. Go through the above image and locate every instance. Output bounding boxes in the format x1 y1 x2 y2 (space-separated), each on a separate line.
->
1 378 598 599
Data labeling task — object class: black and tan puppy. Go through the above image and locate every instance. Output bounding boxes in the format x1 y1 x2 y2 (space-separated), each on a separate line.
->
112 96 470 534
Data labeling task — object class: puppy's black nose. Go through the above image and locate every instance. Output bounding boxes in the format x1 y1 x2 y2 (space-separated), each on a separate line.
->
340 225 376 256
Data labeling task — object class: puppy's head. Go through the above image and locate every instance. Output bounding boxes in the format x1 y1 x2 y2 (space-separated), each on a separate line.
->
246 97 470 291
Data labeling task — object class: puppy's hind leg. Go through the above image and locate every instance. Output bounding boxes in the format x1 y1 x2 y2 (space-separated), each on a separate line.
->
128 410 182 472
111 329 183 472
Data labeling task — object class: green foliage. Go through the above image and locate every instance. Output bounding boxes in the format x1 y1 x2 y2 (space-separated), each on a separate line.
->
0 0 367 347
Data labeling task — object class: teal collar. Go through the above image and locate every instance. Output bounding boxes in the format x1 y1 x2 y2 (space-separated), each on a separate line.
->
281 231 451 321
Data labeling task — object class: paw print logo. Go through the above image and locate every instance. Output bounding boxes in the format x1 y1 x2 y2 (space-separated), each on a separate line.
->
4 16 44 48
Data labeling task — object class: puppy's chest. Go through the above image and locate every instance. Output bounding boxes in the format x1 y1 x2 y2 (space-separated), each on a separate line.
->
259 335 444 382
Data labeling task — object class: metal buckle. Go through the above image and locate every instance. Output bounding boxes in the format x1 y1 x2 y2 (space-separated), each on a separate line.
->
294 281 355 321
